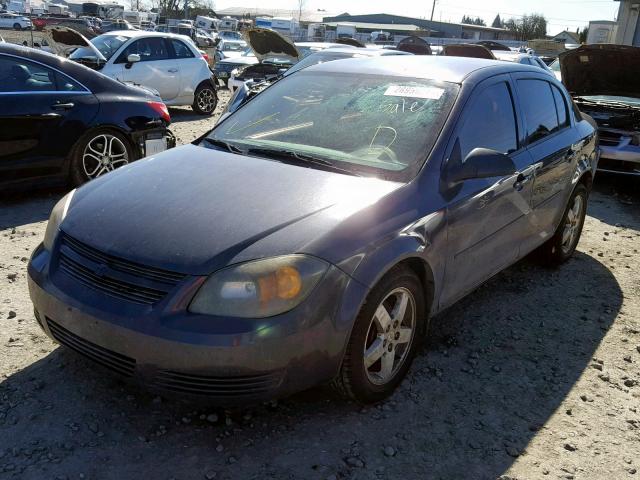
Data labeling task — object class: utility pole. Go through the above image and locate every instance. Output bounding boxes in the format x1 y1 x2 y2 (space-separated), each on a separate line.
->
430 0 437 21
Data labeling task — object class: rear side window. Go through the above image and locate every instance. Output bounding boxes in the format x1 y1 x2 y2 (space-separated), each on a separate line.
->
0 56 56 92
116 37 169 63
551 84 569 128
517 79 559 143
170 39 194 58
458 81 518 159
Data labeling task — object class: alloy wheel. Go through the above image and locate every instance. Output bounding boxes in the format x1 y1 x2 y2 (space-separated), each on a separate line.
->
196 88 216 113
363 287 416 385
561 195 584 254
82 134 129 179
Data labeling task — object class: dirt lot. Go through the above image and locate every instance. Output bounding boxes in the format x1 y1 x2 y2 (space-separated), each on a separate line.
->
1 99 639 480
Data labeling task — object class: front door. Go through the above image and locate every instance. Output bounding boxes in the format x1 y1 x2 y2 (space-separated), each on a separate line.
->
440 76 536 307
114 37 180 101
0 54 99 185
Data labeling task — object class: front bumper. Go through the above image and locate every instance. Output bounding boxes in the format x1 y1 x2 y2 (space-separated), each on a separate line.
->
28 244 364 404
597 129 640 176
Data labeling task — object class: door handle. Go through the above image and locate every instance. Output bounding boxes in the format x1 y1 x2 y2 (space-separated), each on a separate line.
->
513 172 532 191
51 102 74 110
167 68 178 73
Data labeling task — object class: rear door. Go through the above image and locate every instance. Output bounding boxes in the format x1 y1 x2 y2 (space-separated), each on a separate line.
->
0 54 99 185
512 75 578 243
115 36 180 101
441 75 537 306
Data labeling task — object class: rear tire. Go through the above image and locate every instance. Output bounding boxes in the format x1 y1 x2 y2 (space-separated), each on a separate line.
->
332 266 426 404
192 83 217 115
69 128 134 187
535 183 588 265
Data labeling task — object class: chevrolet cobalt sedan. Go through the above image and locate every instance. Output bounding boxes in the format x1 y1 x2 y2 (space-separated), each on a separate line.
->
28 56 598 404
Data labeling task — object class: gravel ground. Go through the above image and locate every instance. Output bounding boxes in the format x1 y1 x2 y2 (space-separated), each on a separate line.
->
1 98 639 480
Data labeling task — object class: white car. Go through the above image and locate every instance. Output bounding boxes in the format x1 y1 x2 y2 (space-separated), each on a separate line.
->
492 50 555 76
68 30 217 114
0 12 32 30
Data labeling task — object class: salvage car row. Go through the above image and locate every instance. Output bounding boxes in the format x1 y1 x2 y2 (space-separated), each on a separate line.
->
1 26 638 404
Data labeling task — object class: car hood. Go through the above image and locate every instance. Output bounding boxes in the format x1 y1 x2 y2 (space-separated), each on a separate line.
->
62 144 401 276
560 44 640 98
43 25 106 60
243 28 299 63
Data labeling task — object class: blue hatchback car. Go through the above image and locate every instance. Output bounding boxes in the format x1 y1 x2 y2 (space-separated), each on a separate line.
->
28 56 598 404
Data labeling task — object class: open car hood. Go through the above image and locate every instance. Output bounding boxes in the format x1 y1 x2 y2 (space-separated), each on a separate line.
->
243 28 299 63
43 25 106 60
560 44 640 98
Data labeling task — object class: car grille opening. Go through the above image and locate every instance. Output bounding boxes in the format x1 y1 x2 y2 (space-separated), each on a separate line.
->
599 131 625 147
47 318 136 377
57 233 186 305
154 369 283 396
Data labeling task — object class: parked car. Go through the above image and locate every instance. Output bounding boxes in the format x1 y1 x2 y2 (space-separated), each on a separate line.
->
226 29 349 91
67 31 217 114
28 56 597 404
0 12 32 30
32 16 94 35
561 44 640 176
0 43 174 190
218 30 241 41
99 19 136 33
213 38 247 62
441 43 495 59
492 50 554 76
223 47 412 116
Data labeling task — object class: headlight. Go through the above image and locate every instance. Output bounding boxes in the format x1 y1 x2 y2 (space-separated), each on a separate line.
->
43 189 75 251
189 255 329 318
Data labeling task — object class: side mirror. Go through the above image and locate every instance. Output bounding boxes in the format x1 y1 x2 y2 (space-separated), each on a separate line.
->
448 148 516 183
125 53 141 69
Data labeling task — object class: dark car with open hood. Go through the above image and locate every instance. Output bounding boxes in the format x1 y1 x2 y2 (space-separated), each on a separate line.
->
0 43 175 191
560 43 640 176
29 56 597 405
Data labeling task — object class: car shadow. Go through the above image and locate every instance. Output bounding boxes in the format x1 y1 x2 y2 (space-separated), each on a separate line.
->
0 189 64 231
588 173 640 227
0 251 621 479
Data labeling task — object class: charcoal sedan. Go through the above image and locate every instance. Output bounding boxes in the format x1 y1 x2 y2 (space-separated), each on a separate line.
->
0 43 174 191
28 56 598 404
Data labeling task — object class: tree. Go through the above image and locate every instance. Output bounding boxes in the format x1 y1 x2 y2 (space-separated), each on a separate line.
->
578 26 588 43
461 15 486 26
503 13 547 40
297 0 306 22
491 14 502 28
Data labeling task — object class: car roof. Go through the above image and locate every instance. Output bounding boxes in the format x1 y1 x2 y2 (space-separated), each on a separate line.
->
311 47 410 56
305 55 544 83
295 42 347 48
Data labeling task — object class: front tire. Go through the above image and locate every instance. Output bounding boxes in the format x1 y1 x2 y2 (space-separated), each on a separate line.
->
535 183 588 265
192 83 217 115
13 23 22 30
333 266 426 404
69 128 133 186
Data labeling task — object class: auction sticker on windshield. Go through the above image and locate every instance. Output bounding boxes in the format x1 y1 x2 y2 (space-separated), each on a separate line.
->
384 85 444 99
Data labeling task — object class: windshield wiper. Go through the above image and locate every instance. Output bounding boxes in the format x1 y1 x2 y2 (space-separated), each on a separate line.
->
245 146 361 176
201 137 245 154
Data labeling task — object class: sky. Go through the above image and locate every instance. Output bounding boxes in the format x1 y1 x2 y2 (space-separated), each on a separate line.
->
214 0 620 35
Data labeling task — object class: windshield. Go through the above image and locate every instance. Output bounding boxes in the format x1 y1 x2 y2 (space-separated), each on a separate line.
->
223 42 246 51
69 34 128 62
549 59 560 72
205 71 458 181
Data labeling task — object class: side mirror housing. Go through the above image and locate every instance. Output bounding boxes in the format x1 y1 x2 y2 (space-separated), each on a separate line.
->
448 148 516 184
126 53 141 67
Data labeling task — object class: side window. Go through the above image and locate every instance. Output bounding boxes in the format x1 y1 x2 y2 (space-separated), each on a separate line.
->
0 56 56 92
170 39 194 58
116 37 169 63
520 57 532 65
517 79 559 143
458 82 518 160
551 84 569 128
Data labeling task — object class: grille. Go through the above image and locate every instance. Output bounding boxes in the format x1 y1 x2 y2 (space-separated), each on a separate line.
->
47 318 136 377
57 233 186 305
154 369 283 396
599 131 625 146
215 62 242 73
